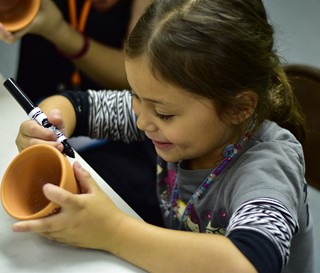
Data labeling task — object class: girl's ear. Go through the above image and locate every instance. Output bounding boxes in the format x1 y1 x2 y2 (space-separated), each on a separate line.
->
229 91 258 125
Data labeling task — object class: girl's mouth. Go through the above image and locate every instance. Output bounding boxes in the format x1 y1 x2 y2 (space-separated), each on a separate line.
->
151 140 173 150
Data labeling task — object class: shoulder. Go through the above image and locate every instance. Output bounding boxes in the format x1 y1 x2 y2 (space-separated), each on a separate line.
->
222 120 306 216
242 120 305 171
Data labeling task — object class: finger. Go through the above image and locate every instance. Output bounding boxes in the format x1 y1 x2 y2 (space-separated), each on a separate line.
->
16 137 64 153
22 120 58 141
73 161 99 194
12 184 80 234
15 119 64 152
15 133 64 153
46 109 63 124
46 109 69 136
11 24 32 40
12 212 61 233
0 23 15 44
42 183 80 210
12 184 80 233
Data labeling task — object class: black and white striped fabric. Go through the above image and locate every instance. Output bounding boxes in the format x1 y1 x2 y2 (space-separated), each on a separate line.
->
226 197 298 268
87 90 144 142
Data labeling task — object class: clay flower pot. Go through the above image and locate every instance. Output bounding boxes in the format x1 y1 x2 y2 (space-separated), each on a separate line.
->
1 144 79 220
0 0 40 32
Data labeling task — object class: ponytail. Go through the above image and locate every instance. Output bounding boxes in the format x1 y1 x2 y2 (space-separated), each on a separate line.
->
268 67 306 145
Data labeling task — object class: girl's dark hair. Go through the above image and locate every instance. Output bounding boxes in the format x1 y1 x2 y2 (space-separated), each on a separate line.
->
125 0 306 144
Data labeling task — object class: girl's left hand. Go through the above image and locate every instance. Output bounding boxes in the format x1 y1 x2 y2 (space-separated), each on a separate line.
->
12 161 125 252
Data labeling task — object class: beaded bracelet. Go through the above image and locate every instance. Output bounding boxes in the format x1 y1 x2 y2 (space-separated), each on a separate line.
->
56 32 90 60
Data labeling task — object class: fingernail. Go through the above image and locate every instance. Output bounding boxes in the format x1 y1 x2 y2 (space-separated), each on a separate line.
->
74 161 82 169
12 224 24 232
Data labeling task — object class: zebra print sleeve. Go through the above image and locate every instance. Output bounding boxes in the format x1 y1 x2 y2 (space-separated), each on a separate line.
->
87 89 145 142
226 198 299 269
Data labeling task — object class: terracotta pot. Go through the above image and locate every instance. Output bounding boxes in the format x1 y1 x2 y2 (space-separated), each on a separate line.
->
0 0 40 32
0 0 21 12
1 144 79 220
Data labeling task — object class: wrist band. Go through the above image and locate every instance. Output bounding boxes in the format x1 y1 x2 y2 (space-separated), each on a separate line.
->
56 33 90 60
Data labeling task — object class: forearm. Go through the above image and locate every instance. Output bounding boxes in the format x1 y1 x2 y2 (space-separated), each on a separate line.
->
39 95 76 138
74 40 128 89
42 21 128 89
109 216 257 273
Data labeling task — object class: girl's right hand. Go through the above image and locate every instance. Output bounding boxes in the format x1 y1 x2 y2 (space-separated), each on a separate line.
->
15 109 68 154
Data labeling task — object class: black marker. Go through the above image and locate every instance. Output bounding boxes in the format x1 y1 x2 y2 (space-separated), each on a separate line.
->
3 78 75 158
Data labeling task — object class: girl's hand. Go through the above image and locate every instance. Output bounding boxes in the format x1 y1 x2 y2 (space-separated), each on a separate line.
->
15 109 68 154
12 161 124 252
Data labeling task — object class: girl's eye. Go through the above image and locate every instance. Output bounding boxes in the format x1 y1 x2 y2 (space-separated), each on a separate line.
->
155 111 174 121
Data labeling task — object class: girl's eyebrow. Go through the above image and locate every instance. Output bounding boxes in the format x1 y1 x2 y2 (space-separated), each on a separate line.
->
145 97 166 104
131 89 173 106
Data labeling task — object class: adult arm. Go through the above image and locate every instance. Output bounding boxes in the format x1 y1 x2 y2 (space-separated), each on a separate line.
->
127 0 150 33
0 0 150 89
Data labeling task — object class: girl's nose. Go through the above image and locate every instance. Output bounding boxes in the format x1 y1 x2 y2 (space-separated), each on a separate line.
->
136 111 157 133
133 99 157 132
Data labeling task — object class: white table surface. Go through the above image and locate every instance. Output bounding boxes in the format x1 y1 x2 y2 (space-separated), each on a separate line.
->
0 74 145 273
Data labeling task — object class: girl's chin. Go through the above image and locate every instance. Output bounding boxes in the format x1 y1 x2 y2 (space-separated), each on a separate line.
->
154 148 182 163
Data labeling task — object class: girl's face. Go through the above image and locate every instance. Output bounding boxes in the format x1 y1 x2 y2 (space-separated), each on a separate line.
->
125 58 238 170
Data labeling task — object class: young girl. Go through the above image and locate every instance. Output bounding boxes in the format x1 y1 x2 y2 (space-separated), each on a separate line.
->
12 0 315 272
